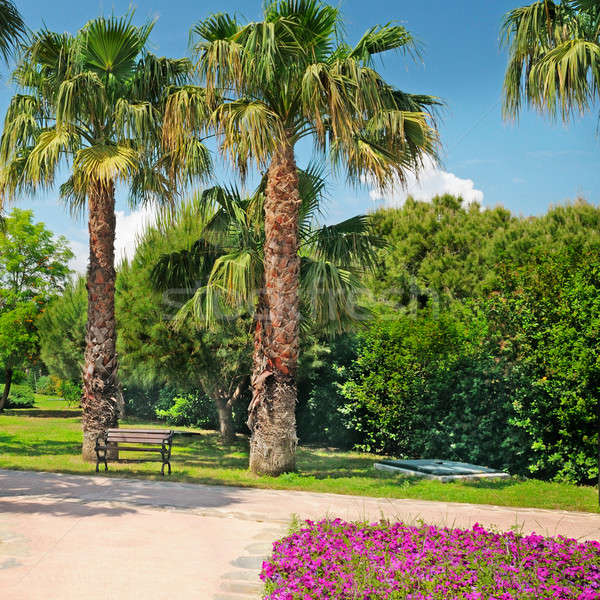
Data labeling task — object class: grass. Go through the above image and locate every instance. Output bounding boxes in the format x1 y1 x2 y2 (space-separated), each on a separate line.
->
0 393 597 514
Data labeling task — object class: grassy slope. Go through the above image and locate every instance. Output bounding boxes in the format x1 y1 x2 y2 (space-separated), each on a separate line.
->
0 395 597 513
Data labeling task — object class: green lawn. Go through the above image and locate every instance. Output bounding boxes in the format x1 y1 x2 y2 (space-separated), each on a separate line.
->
0 395 597 513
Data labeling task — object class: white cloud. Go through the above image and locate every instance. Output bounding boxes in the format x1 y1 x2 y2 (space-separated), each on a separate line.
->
68 239 88 275
114 205 156 265
67 205 157 275
369 157 484 206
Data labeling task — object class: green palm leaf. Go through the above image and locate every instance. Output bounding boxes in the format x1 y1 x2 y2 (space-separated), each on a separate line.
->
0 0 25 63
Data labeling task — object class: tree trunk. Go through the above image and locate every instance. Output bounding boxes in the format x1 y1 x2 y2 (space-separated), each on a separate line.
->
0 368 13 412
248 142 300 476
215 394 235 444
81 180 122 461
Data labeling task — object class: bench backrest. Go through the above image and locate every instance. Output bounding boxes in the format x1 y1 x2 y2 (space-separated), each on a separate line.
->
105 428 173 444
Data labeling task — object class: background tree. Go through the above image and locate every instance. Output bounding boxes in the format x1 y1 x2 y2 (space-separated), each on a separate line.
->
117 199 252 443
165 0 440 474
502 0 600 121
38 277 86 381
0 208 72 409
0 15 210 459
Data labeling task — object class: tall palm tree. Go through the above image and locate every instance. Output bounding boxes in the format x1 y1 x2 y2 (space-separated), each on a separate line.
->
0 0 25 66
0 14 210 459
151 166 383 442
165 0 439 475
502 0 600 121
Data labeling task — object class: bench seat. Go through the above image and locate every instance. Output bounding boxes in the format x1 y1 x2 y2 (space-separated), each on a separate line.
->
95 428 174 475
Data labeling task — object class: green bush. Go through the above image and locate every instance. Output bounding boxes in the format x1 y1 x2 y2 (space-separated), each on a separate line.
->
36 375 56 395
340 307 529 476
296 335 358 448
58 380 82 406
6 385 35 408
156 390 218 428
481 250 600 485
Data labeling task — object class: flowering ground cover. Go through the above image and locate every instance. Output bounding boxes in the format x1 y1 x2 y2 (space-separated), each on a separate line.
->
261 519 600 599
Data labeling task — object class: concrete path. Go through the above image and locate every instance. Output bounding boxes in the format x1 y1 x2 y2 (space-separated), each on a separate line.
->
1 469 599 600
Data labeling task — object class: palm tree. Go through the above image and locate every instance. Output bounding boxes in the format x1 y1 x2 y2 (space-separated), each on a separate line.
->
151 165 383 444
164 0 439 475
0 15 210 459
502 0 600 121
0 0 25 66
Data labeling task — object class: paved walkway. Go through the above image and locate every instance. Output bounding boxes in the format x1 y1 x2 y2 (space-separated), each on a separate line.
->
1 469 599 599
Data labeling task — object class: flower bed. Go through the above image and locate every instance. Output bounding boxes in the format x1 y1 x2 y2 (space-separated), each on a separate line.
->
260 519 600 599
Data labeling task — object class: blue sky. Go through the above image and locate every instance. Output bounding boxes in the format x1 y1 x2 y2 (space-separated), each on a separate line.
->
2 0 598 270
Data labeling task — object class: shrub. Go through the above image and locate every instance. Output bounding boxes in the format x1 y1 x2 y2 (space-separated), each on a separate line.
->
6 385 35 408
122 385 162 419
36 375 56 395
296 335 358 448
261 519 600 599
155 390 218 429
340 307 529 475
58 380 82 406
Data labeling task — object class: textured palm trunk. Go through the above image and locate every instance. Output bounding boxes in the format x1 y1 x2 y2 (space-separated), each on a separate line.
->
81 180 121 461
248 142 300 476
0 368 13 412
214 394 235 444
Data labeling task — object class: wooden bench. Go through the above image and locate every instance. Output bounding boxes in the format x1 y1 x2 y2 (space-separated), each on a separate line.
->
95 428 174 475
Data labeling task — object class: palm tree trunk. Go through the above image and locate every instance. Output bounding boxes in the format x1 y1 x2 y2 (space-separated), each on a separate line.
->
248 142 300 476
81 180 121 461
0 368 13 412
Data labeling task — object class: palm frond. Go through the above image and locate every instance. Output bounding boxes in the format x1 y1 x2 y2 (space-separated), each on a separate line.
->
300 257 370 336
0 0 25 63
349 23 416 63
530 37 600 119
24 127 81 190
501 0 599 120
73 143 138 187
55 71 107 128
303 214 385 270
0 94 43 163
213 99 284 175
80 13 154 81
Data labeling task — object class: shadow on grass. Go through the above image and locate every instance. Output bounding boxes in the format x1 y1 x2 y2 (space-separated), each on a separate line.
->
0 433 81 456
3 409 82 418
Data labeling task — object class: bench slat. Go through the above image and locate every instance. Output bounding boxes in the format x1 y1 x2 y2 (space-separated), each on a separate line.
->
109 446 164 452
106 434 170 442
107 428 171 434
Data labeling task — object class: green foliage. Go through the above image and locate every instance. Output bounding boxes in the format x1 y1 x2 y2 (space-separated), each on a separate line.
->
117 199 253 429
367 195 600 306
501 0 600 122
35 375 55 395
296 334 358 448
58 380 82 406
0 0 25 64
340 306 529 475
5 383 35 408
155 390 218 429
483 246 600 484
38 278 86 381
0 209 73 379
